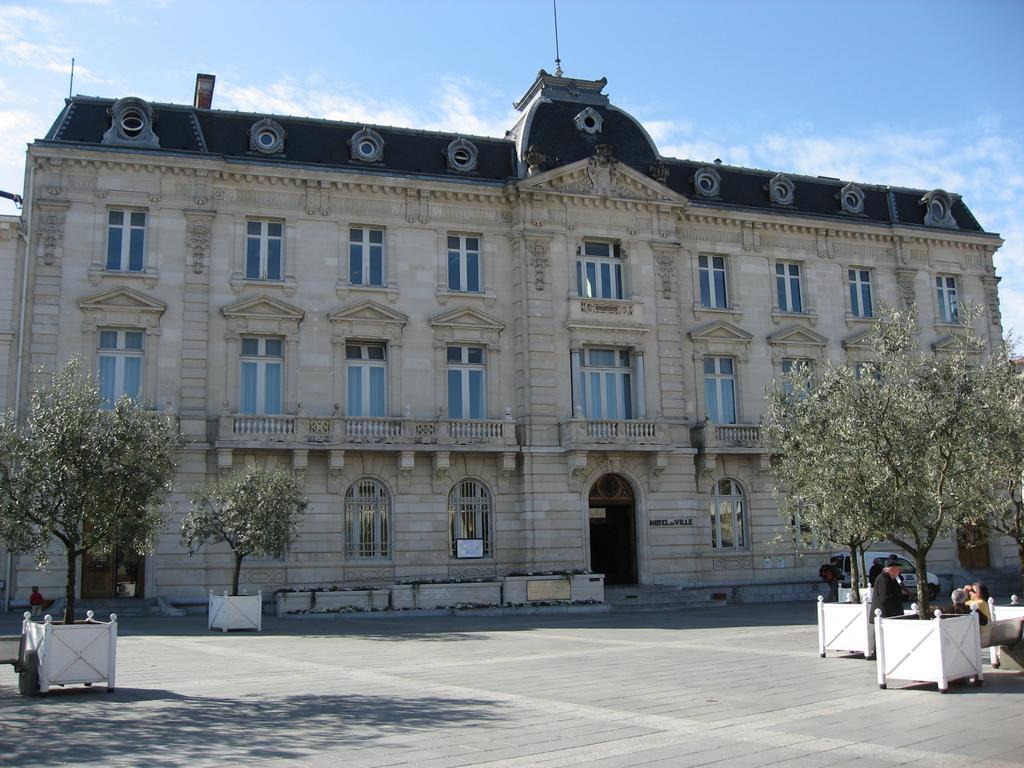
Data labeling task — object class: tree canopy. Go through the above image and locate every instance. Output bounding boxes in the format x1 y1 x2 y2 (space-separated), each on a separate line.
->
182 466 307 595
0 359 179 622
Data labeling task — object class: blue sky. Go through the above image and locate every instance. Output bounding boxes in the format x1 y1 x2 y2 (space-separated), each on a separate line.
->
1 0 1021 338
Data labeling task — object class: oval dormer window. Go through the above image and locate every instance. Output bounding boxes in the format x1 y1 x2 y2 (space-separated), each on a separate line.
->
102 97 159 148
350 127 385 163
574 107 604 135
445 137 479 173
838 182 865 215
249 118 285 154
768 173 795 206
921 189 957 229
693 166 721 198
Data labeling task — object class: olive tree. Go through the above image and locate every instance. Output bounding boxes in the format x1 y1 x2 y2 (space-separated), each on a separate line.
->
0 359 179 623
765 358 886 603
182 466 307 596
765 306 993 616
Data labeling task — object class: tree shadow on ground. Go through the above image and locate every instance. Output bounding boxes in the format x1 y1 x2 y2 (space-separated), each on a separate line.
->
0 689 505 765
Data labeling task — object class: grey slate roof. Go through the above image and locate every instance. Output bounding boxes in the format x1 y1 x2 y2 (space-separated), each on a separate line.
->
38 87 990 234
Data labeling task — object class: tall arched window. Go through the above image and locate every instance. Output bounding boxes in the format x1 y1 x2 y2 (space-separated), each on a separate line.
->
448 479 492 557
345 479 391 558
710 478 746 550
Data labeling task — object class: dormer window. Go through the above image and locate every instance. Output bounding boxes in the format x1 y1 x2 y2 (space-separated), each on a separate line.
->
693 166 721 198
350 127 385 163
767 173 795 206
574 107 603 135
838 182 865 215
102 97 159 148
922 189 957 229
446 137 479 173
250 118 285 154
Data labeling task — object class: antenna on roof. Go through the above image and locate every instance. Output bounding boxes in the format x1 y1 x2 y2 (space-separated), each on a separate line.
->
68 58 75 99
552 0 563 77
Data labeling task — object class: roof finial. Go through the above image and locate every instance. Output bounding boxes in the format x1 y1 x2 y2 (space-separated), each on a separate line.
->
553 0 563 77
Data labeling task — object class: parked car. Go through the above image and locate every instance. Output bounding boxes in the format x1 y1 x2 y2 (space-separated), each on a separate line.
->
831 551 940 600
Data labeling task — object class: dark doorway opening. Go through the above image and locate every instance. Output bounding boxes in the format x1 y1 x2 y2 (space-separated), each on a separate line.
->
957 525 991 570
588 474 637 585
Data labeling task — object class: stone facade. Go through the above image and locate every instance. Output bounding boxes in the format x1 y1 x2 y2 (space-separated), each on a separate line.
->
3 72 1014 603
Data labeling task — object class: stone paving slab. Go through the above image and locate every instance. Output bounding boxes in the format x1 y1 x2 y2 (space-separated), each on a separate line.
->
0 603 1022 767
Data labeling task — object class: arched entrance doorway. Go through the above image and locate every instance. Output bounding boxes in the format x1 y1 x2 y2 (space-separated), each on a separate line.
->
588 474 637 585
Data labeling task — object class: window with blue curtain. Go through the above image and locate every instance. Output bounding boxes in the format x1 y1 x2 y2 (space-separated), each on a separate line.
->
106 210 146 272
447 346 485 419
704 356 736 424
447 234 480 292
580 348 633 420
345 344 387 416
97 329 144 408
239 336 283 414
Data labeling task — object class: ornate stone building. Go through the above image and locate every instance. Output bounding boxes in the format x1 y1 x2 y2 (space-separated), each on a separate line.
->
3 71 1011 604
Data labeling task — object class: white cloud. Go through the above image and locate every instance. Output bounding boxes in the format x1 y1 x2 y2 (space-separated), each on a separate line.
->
0 5 99 81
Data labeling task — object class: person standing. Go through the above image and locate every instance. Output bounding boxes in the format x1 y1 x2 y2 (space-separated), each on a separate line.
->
871 557 904 619
867 557 885 587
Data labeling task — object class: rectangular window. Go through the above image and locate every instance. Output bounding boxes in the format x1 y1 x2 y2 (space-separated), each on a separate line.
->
345 343 387 417
345 479 391 559
106 210 146 272
776 261 803 313
698 254 728 308
447 345 486 419
576 240 623 299
245 220 283 281
848 269 873 318
447 234 481 293
97 329 143 408
704 356 737 424
239 336 283 414
580 348 633 420
936 274 959 322
349 227 385 287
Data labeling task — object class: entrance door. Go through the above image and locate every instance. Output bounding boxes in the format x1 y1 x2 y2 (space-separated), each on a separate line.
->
588 474 637 585
957 526 990 570
81 549 144 599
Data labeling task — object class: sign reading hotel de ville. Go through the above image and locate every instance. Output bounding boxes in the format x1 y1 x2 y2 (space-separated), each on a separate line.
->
649 518 694 527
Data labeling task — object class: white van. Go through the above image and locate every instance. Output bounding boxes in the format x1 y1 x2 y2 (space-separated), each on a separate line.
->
831 551 940 600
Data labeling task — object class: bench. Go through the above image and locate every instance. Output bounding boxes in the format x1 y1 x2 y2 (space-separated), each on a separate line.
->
0 633 38 695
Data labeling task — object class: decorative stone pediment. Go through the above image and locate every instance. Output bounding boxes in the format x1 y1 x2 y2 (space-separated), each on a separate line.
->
931 333 981 362
222 295 304 337
519 153 688 206
430 306 505 346
767 325 828 363
328 300 408 343
841 327 874 351
79 286 166 331
689 320 752 361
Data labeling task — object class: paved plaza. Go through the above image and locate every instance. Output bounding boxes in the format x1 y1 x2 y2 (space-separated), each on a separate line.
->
1 603 1022 767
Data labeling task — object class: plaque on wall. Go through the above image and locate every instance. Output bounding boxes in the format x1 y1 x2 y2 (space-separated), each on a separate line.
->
455 538 484 559
527 579 571 601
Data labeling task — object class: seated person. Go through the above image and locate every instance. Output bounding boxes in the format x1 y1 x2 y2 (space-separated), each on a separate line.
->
964 582 993 623
949 588 987 625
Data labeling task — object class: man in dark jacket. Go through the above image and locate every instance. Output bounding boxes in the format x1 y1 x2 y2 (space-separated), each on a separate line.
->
871 556 904 620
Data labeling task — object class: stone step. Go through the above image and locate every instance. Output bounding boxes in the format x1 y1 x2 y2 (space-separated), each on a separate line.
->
604 585 729 611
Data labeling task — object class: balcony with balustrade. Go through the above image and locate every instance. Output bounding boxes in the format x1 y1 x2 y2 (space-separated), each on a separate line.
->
558 412 689 451
691 417 770 472
214 407 518 453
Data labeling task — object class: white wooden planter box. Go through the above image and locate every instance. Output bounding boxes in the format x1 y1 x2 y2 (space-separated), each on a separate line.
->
22 611 117 694
502 574 606 604
817 597 874 658
837 586 871 604
391 582 502 610
989 597 1024 668
208 591 262 632
874 609 982 692
276 589 389 615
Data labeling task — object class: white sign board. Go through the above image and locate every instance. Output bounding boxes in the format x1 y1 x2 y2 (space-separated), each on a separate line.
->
456 538 484 559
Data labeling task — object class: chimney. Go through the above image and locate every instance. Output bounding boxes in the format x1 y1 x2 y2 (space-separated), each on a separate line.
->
194 73 215 110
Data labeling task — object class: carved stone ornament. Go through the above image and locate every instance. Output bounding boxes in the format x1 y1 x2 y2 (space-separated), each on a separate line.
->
586 145 617 196
445 137 478 173
574 107 603 135
655 251 676 299
249 118 285 154
983 277 1002 327
186 215 213 274
349 127 385 163
526 240 550 290
693 166 721 198
648 161 670 185
895 269 917 311
524 145 546 176
38 209 65 265
921 189 958 229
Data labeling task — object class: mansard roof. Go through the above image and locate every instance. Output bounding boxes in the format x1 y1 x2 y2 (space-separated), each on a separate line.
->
36 73 992 235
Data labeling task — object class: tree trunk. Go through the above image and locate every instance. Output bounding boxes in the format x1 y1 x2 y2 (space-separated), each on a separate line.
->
848 544 862 603
231 553 243 596
912 550 931 618
1018 542 1024 598
64 548 77 624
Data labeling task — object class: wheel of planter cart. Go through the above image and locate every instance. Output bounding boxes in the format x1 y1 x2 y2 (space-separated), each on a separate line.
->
18 651 39 696
878 684 886 690
973 678 983 687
